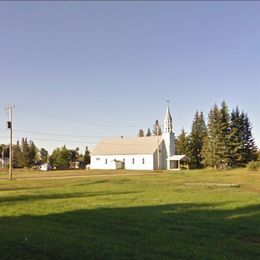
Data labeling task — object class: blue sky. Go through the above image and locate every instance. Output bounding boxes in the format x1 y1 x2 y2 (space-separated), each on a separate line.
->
0 2 259 153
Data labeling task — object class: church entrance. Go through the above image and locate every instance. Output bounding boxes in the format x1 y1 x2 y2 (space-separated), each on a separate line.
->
168 155 190 170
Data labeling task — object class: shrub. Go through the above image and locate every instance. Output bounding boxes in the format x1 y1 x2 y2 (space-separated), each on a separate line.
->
247 161 260 171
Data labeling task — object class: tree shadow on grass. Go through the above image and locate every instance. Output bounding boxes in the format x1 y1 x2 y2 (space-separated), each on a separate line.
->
0 191 139 204
0 203 259 259
0 179 110 192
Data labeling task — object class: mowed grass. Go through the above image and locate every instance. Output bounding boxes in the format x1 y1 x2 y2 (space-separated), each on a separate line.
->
0 169 259 259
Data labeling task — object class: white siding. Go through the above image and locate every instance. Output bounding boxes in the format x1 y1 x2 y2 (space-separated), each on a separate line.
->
91 154 154 170
162 132 175 169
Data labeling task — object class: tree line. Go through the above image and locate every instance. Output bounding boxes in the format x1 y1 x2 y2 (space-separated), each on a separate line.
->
138 120 162 137
176 101 258 169
0 139 90 170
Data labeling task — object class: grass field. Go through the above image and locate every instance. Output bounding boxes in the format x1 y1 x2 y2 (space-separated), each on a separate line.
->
0 168 259 259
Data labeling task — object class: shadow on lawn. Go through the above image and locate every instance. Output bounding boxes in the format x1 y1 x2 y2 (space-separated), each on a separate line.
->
0 179 110 192
0 203 259 259
0 190 139 204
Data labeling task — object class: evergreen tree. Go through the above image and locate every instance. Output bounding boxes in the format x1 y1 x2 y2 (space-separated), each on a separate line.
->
146 128 152 137
240 112 257 164
218 101 231 167
40 148 49 163
84 146 91 165
229 107 245 167
176 128 190 155
152 120 162 136
69 147 80 167
0 144 8 159
21 138 30 167
228 107 257 167
257 150 260 161
13 141 24 168
28 141 38 167
49 146 71 169
189 111 207 168
202 103 257 168
20 138 38 167
202 104 222 169
138 129 144 137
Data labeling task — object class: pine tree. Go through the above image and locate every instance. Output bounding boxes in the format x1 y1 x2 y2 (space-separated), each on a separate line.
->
202 104 222 169
240 112 257 164
0 144 8 159
229 108 244 167
189 111 207 168
176 128 189 155
152 120 162 136
138 129 144 137
49 146 71 170
13 141 24 168
146 128 152 137
21 138 30 167
257 150 260 161
84 146 91 165
40 148 49 163
218 101 231 167
28 141 38 167
69 147 80 168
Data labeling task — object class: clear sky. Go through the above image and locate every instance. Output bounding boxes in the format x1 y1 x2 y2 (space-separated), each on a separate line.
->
0 2 260 153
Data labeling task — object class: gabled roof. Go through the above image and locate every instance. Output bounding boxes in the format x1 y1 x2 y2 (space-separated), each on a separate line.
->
168 155 190 161
91 136 163 156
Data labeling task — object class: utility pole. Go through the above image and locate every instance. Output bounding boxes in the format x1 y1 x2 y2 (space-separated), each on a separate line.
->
6 105 14 180
1 146 4 169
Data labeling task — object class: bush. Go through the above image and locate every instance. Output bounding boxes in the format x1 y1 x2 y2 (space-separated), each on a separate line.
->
247 161 260 171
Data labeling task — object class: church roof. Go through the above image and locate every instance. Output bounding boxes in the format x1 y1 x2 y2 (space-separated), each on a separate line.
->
91 136 163 156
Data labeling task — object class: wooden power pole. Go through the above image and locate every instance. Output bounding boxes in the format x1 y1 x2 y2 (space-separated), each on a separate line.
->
6 105 14 180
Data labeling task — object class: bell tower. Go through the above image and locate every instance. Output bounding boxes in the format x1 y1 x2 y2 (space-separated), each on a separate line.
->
162 102 175 169
163 105 173 133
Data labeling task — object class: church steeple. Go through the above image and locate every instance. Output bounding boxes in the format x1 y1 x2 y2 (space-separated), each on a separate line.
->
164 105 173 133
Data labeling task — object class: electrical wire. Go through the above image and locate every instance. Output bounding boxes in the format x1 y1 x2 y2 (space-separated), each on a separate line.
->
16 105 151 128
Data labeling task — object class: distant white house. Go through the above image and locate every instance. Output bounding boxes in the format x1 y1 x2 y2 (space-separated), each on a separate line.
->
0 157 9 168
91 106 189 170
39 163 52 171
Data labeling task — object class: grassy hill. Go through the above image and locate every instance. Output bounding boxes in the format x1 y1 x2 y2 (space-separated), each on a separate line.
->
0 169 259 259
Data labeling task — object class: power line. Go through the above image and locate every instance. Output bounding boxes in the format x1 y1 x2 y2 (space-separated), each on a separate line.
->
0 128 137 139
15 105 151 128
0 135 97 144
0 128 138 140
13 129 109 139
0 135 161 147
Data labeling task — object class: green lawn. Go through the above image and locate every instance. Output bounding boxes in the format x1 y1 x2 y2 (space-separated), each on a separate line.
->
0 169 259 259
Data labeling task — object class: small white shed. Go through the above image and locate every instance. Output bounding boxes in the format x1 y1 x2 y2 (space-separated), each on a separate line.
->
39 163 52 171
167 155 190 170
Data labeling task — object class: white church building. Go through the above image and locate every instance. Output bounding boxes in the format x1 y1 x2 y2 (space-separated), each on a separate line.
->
90 106 189 170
